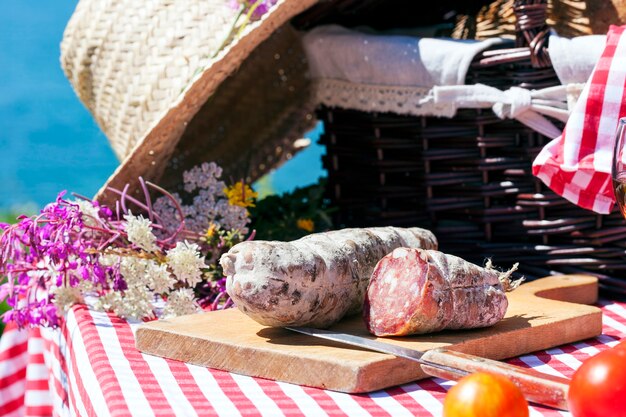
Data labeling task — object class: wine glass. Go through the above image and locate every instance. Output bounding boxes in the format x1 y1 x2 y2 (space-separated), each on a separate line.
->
612 117 626 217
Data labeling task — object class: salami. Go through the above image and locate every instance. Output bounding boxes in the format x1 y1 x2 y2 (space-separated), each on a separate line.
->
220 227 437 328
364 247 520 336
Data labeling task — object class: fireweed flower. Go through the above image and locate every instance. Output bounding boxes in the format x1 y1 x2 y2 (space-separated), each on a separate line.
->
0 193 104 328
244 0 278 20
229 0 278 20
216 1 278 60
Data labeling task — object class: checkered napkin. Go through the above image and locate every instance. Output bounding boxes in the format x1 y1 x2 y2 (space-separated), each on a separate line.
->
533 25 626 214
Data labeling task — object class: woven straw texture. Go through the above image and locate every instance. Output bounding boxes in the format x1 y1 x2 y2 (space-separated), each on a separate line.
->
61 0 317 204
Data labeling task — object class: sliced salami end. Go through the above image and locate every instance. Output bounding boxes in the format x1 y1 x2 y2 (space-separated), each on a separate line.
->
364 248 510 337
364 248 452 336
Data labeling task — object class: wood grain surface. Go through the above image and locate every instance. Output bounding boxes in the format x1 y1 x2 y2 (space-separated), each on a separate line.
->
136 274 602 393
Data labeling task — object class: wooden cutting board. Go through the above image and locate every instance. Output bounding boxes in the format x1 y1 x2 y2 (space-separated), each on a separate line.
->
136 274 602 393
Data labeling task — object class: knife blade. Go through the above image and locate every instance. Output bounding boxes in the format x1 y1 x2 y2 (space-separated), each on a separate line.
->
286 326 570 411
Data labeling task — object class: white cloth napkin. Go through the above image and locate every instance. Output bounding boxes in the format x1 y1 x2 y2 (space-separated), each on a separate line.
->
549 33 606 85
303 24 507 88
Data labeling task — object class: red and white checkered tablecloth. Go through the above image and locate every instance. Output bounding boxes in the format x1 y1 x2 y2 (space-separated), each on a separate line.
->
1 300 625 417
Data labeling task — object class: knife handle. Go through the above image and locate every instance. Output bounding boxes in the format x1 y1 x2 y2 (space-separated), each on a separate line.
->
420 348 570 411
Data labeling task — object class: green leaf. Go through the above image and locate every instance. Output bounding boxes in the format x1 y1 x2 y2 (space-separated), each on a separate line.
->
249 179 334 241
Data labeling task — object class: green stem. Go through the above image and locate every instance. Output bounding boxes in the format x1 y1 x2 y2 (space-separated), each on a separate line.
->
212 5 246 59
236 1 264 39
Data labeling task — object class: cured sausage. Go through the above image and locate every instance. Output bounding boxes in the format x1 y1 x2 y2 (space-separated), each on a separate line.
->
364 247 519 336
220 227 437 328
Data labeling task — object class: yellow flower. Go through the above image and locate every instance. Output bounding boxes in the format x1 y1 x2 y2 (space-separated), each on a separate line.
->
297 218 315 233
223 181 258 208
205 223 218 239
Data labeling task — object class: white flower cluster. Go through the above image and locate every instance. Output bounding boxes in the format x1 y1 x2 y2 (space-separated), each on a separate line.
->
96 287 156 321
93 220 206 320
166 241 206 287
51 285 83 313
97 254 159 320
124 212 159 252
74 199 101 227
153 162 250 237
162 288 199 318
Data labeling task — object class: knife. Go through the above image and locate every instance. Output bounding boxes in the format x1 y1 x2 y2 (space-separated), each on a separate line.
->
286 326 570 411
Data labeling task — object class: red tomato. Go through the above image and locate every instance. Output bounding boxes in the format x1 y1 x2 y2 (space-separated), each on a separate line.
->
443 372 529 417
568 347 626 417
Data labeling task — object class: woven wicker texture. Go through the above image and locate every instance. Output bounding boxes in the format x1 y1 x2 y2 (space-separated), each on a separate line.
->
61 0 317 204
453 0 626 40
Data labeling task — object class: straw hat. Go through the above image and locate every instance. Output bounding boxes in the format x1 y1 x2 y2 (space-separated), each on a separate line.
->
61 0 319 204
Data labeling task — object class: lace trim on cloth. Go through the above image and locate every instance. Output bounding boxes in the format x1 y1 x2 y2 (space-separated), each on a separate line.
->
312 78 457 117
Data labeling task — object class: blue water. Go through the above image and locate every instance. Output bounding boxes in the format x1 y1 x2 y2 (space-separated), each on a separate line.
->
0 1 325 211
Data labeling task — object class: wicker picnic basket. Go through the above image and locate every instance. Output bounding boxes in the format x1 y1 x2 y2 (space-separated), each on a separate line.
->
298 0 626 298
